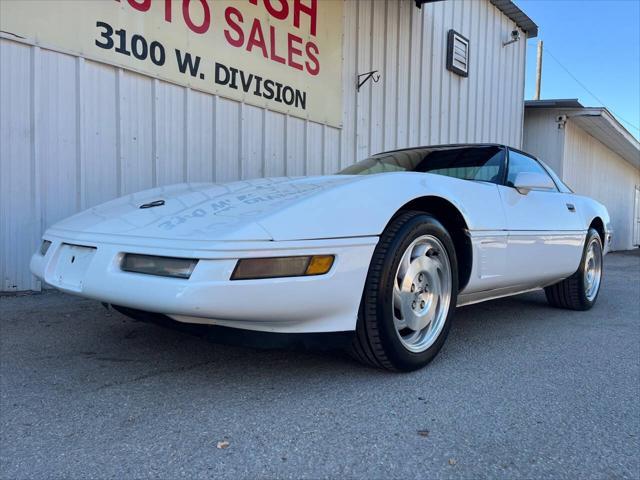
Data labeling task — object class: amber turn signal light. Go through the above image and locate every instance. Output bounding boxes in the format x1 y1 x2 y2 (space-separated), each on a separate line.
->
305 255 335 275
231 255 335 280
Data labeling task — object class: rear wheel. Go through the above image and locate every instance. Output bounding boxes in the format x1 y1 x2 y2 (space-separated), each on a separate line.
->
544 228 603 310
349 211 458 371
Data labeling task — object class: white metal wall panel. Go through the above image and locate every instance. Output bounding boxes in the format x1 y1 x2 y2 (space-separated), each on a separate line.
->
82 61 119 209
1 0 527 291
1 41 38 291
369 0 386 155
522 109 565 175
155 82 186 186
324 127 341 175
396 0 411 148
306 122 324 176
524 108 640 250
264 111 286 178
635 187 640 247
38 49 79 230
355 0 371 163
186 90 215 183
120 71 155 193
285 116 307 176
340 0 358 168
214 97 240 183
563 120 640 251
241 104 265 180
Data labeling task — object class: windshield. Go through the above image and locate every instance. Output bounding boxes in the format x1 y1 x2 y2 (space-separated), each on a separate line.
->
338 146 506 184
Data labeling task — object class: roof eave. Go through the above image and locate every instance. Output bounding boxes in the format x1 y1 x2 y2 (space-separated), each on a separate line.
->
525 102 640 168
415 0 538 38
525 99 584 109
489 0 538 38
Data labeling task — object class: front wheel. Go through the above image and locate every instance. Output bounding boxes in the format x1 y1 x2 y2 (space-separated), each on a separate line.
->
349 211 458 372
544 228 603 310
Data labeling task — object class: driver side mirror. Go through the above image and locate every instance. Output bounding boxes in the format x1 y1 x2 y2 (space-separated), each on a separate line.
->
513 172 555 194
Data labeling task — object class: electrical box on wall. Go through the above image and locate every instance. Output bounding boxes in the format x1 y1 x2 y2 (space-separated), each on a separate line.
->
446 30 469 77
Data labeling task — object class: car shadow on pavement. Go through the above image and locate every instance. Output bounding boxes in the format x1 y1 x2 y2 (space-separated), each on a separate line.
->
0 284 601 398
71 288 563 387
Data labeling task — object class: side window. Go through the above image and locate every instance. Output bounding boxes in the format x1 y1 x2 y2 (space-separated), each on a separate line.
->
507 150 557 191
418 147 505 184
538 158 573 193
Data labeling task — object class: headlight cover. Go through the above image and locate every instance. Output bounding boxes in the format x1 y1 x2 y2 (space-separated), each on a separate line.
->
231 255 334 280
121 254 198 279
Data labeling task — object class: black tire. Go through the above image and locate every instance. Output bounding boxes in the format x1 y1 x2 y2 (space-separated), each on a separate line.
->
544 228 603 311
349 211 458 372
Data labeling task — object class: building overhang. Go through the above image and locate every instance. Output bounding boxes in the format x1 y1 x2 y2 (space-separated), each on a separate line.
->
526 100 640 169
415 0 538 38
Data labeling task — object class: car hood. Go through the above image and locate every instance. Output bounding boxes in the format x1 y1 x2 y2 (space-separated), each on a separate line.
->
49 176 371 242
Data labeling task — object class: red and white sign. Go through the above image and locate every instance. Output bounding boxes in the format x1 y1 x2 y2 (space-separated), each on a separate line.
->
0 0 344 126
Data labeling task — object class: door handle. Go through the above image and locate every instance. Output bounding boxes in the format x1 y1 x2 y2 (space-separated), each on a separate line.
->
566 203 576 212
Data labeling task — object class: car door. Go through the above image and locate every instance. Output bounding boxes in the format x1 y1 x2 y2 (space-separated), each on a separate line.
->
415 145 510 293
497 149 585 287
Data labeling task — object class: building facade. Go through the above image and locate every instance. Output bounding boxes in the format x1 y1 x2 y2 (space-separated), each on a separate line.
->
0 0 535 291
524 100 640 251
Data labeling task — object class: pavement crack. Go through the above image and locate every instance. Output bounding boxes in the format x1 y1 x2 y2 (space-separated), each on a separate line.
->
95 357 142 363
94 360 214 392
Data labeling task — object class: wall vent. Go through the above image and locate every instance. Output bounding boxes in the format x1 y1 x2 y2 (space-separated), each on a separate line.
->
446 30 469 77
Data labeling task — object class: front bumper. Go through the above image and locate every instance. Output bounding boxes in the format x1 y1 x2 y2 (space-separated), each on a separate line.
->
30 230 378 333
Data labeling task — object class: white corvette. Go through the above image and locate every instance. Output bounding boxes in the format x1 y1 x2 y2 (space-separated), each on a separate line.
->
31 144 611 371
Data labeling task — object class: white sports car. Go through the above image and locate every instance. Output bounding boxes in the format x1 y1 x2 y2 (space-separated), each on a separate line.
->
31 144 611 371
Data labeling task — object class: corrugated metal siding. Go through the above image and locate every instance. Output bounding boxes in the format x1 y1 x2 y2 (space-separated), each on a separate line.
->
563 120 640 251
1 0 527 291
524 108 640 251
522 109 565 174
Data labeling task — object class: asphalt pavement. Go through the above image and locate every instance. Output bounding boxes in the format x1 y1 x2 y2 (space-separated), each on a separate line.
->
1 251 638 479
